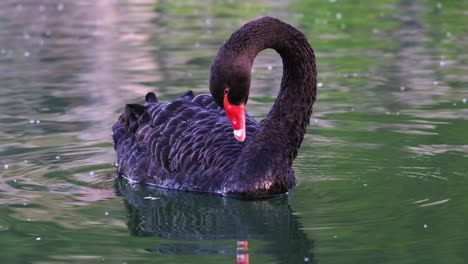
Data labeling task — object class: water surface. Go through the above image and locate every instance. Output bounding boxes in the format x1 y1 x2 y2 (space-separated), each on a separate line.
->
1 0 467 263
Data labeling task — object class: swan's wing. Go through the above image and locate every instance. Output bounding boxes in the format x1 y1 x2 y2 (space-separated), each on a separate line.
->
112 92 258 192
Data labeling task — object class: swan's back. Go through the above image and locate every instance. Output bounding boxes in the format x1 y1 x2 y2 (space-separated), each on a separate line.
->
112 92 259 193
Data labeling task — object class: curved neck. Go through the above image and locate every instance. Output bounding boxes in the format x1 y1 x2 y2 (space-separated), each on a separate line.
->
215 17 316 197
226 17 317 163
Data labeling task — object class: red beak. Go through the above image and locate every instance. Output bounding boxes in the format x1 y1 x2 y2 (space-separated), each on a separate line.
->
224 92 246 142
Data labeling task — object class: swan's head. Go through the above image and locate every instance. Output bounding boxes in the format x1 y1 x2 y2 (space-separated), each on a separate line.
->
210 56 251 142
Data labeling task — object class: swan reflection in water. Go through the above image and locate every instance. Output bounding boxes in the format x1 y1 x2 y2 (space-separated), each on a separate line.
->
115 178 315 263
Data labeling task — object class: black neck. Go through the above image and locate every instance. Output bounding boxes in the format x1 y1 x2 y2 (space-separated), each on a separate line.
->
216 17 317 196
227 17 317 162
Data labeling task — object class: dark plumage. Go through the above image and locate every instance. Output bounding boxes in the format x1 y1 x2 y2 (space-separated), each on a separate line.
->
112 17 317 198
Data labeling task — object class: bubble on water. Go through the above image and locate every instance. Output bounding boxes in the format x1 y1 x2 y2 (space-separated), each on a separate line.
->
4 164 8 169
462 98 467 104
35 120 40 124
424 224 428 229
400 86 405 91
453 103 457 106
439 60 445 67
13 179 17 182
36 237 41 241
436 2 442 9
89 171 95 177
57 3 64 11
24 51 30 57
29 120 35 124
336 13 342 20
363 183 368 187
55 156 60 159
105 212 109 216
433 81 438 86
27 218 31 221
267 65 272 71
317 82 323 88
23 202 27 206
304 257 310 262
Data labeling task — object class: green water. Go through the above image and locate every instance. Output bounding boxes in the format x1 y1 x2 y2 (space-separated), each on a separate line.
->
1 0 467 263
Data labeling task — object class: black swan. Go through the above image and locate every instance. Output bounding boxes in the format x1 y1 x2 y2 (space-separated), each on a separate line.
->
112 17 317 198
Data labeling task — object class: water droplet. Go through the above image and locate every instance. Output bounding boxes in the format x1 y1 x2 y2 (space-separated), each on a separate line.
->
439 60 445 67
333 235 337 238
400 86 405 91
317 82 323 88
267 65 272 71
57 3 64 11
35 120 40 124
29 120 35 124
314 119 318 123
453 103 457 106
363 183 368 187
89 171 95 177
336 13 342 20
433 81 438 86
27 218 31 221
424 224 428 228
462 98 467 104
105 212 109 216
304 257 310 262
24 51 30 57
4 164 8 169
55 156 60 159
36 237 41 241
